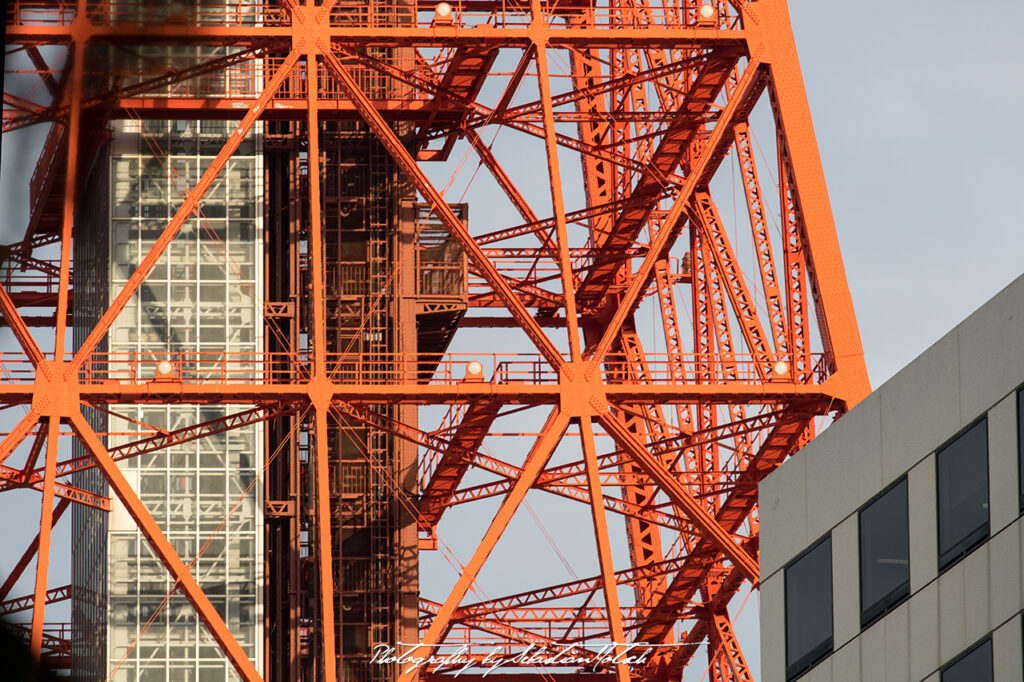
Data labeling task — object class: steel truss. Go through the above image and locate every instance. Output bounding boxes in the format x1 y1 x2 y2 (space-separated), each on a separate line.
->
1 0 868 680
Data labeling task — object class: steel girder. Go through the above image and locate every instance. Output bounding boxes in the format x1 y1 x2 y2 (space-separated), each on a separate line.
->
1 0 868 680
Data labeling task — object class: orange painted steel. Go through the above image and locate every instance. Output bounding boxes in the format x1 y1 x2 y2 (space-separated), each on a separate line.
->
1 0 869 680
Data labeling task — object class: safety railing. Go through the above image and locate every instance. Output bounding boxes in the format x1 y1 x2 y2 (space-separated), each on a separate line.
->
417 261 465 297
78 53 428 103
99 0 277 27
62 351 557 386
602 352 829 385
76 351 299 385
0 350 826 386
327 262 370 296
0 260 64 296
6 0 76 26
7 0 738 31
0 353 41 383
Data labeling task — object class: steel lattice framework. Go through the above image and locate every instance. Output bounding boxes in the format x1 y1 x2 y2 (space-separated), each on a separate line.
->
1 0 869 680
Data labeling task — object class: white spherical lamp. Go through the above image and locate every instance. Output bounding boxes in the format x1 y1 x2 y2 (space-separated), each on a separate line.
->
465 360 485 381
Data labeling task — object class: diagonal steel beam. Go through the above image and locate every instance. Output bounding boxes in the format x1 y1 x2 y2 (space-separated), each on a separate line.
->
0 410 42 467
462 128 560 267
45 406 291 480
0 282 45 365
20 428 47 479
25 46 61 100
708 608 755 682
691 191 773 378
0 462 110 510
0 584 70 617
407 408 570 680
491 45 535 119
595 409 759 584
734 121 787 352
455 553 693 621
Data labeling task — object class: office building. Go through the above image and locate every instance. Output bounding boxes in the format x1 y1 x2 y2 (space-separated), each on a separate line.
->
759 273 1024 681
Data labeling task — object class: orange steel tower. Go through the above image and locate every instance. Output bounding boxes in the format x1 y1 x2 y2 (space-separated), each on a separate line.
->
1 0 869 680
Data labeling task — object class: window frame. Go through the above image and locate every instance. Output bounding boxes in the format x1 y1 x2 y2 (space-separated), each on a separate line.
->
935 416 990 573
784 534 834 681
940 635 993 682
858 476 910 629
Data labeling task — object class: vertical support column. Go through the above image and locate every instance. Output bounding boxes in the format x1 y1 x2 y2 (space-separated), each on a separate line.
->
760 0 869 405
313 405 337 681
394 198 421 674
30 417 60 657
54 34 85 356
579 416 630 682
305 45 339 682
533 31 582 360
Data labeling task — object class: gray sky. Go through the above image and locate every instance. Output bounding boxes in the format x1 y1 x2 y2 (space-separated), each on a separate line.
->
2 2 1023 679
713 4 1024 676
790 0 1024 389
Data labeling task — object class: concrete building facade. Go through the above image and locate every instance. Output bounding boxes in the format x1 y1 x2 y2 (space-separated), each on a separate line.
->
72 116 265 681
759 273 1024 682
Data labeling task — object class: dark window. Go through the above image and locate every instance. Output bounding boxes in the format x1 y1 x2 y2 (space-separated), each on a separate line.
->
941 637 992 682
936 418 989 571
859 478 910 627
785 536 833 680
1017 387 1023 512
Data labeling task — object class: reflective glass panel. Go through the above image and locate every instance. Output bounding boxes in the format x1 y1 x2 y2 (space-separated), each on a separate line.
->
785 536 833 680
941 637 992 682
859 478 910 627
937 419 989 571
